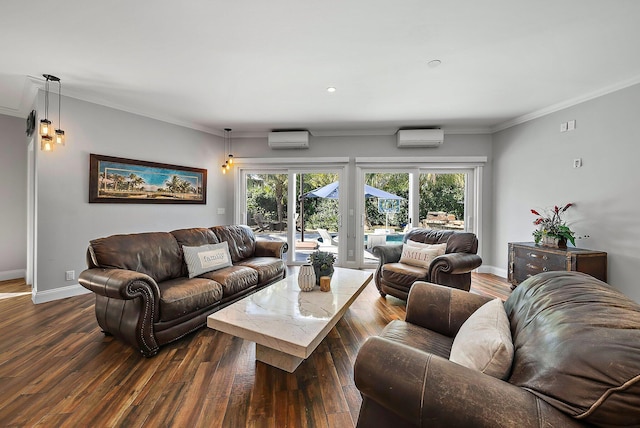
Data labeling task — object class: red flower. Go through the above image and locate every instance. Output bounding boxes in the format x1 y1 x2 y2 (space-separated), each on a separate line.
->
531 209 541 216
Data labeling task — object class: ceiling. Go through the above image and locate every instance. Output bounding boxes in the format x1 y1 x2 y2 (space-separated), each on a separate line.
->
2 0 640 136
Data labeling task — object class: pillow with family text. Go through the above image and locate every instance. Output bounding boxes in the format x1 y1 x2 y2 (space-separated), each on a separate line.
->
183 242 232 278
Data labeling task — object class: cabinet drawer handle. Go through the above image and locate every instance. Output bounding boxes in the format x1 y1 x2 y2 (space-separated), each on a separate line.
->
526 263 540 270
527 252 548 260
543 267 548 272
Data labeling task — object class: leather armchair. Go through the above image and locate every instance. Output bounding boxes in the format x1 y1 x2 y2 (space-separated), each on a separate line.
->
354 273 640 427
372 229 482 300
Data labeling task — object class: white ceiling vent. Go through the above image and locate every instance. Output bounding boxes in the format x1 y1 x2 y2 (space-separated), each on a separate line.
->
396 129 444 148
268 131 310 149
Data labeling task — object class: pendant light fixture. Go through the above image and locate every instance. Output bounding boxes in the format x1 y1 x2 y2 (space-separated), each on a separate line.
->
39 74 66 151
54 76 65 146
221 128 233 174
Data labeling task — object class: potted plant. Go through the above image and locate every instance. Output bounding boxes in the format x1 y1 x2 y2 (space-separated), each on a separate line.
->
308 250 335 284
531 203 576 248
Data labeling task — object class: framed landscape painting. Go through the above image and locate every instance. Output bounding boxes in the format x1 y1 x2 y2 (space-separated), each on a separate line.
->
89 154 207 204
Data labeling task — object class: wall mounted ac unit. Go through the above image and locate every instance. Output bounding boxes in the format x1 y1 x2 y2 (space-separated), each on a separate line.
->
396 129 444 148
268 131 310 149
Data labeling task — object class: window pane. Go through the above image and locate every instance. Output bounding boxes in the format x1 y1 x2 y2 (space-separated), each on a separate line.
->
418 173 466 231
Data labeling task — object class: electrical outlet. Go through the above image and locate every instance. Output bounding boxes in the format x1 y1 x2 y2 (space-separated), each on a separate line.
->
65 270 75 281
573 158 582 168
568 120 576 131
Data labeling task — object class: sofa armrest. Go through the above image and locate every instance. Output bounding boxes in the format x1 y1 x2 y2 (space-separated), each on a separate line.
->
372 244 403 292
79 268 161 357
405 281 491 336
355 337 581 428
429 253 482 277
254 239 288 258
372 243 403 264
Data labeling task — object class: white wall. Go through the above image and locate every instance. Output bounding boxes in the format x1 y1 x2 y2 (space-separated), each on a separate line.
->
230 132 494 264
33 93 226 301
492 83 640 302
0 113 27 280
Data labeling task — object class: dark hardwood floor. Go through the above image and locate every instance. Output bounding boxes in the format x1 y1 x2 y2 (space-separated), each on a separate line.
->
0 272 511 427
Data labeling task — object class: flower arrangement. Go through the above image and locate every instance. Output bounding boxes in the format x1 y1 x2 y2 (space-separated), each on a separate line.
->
531 203 576 247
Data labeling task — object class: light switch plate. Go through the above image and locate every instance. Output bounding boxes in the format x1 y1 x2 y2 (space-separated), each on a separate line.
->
568 120 576 131
560 122 568 132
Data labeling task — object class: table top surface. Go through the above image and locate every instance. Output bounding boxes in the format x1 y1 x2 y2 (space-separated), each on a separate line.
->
207 267 372 358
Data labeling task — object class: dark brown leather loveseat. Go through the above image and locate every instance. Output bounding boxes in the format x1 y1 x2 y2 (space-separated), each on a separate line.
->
354 271 640 427
372 229 482 299
79 225 287 357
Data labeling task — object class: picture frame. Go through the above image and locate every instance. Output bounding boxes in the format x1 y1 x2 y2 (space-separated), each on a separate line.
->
89 154 207 204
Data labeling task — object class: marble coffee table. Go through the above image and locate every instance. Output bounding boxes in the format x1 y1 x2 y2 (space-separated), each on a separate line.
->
207 267 372 372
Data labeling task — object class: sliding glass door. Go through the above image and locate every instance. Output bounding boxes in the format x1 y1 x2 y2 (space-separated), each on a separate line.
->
240 168 344 265
359 167 474 267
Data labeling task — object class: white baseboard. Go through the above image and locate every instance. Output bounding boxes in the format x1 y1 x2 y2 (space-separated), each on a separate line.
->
0 269 26 281
477 265 508 278
32 284 90 304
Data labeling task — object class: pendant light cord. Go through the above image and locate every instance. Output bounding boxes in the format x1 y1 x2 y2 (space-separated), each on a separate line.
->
58 80 62 129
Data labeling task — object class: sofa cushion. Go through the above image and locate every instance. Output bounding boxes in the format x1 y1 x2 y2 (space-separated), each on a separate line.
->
236 257 286 285
171 227 220 247
157 277 223 322
505 272 640 427
399 244 443 268
381 263 428 290
381 319 453 359
210 225 256 263
182 242 232 278
89 232 183 283
403 229 453 245
449 298 514 380
199 265 259 298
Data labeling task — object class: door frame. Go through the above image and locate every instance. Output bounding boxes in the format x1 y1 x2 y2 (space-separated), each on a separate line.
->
234 157 349 266
355 156 486 268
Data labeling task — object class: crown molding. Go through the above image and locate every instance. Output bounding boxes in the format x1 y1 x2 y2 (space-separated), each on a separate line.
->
492 74 640 133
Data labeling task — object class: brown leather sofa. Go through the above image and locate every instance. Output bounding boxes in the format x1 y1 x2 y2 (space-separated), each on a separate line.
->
372 229 482 299
79 225 287 357
354 272 640 427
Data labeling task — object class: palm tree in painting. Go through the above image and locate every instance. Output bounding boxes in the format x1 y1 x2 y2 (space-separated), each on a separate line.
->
165 175 183 194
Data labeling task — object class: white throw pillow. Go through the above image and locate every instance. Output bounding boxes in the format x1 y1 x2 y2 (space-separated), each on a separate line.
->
399 244 442 268
449 298 514 380
406 240 447 255
183 242 232 278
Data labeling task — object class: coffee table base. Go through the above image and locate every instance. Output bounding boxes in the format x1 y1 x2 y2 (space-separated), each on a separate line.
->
256 344 304 373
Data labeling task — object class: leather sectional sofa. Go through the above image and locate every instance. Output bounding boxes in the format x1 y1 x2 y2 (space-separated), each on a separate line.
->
79 225 287 357
354 271 640 427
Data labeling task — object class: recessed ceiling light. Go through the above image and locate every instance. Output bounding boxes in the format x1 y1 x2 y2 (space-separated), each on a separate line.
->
327 87 336 93
427 59 442 68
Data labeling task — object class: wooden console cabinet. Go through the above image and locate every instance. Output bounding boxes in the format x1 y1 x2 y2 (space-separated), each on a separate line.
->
508 242 607 288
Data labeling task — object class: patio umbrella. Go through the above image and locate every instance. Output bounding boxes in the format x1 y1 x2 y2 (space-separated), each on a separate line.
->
304 181 404 200
299 181 404 240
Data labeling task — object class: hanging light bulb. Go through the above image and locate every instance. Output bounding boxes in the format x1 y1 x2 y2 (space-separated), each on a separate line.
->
39 76 52 137
41 135 54 151
54 77 65 146
222 164 227 174
226 128 234 165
